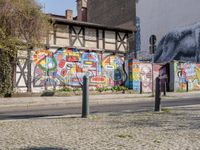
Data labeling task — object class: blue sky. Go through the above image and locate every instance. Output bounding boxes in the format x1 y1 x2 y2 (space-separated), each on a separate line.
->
36 0 77 16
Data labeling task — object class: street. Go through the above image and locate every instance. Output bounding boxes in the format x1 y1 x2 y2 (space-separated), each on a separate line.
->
0 96 200 120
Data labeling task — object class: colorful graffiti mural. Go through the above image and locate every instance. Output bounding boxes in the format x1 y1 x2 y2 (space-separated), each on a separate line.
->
102 55 126 86
159 65 168 91
175 63 200 91
129 61 140 92
128 60 160 93
33 48 126 88
33 48 82 87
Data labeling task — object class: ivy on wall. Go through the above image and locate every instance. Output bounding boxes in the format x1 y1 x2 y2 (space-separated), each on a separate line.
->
0 0 51 96
0 29 21 96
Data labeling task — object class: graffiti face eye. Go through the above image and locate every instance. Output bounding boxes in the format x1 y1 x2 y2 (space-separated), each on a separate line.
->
66 64 73 68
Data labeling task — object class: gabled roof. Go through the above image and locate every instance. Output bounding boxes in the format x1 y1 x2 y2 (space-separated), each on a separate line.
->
47 13 134 33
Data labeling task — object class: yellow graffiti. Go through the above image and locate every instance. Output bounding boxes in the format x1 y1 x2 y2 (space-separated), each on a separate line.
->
132 73 140 81
33 50 49 65
195 67 200 83
64 49 80 57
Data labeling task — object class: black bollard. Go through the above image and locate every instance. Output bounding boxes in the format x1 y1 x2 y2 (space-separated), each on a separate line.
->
155 77 161 112
186 81 189 92
82 75 89 118
140 81 142 94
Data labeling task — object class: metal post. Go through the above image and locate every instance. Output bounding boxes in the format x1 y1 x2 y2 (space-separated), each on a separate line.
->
186 81 189 92
149 35 157 97
27 46 32 93
155 77 161 111
82 75 89 118
140 81 142 94
152 60 154 97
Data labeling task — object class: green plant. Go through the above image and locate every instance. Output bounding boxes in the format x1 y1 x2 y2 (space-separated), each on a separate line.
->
58 87 72 92
41 90 55 96
73 88 81 92
96 87 110 92
111 86 128 91
176 89 187 93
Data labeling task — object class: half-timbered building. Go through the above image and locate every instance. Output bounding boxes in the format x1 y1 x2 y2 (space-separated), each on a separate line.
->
15 12 134 92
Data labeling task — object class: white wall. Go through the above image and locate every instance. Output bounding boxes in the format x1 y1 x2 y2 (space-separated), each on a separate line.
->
136 0 200 51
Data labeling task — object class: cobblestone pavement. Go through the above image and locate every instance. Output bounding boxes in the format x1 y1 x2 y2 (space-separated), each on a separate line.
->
0 106 200 150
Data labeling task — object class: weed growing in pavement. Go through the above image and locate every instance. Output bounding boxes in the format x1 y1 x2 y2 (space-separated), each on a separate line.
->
116 134 133 139
153 139 161 144
89 115 100 120
162 108 171 113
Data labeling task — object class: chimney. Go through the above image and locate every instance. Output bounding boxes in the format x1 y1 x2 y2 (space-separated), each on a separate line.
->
65 9 73 21
77 0 88 22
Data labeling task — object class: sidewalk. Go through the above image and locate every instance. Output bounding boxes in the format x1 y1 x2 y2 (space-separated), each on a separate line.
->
0 91 200 110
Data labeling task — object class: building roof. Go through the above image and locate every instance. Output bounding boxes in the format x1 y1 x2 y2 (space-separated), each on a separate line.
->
48 14 134 33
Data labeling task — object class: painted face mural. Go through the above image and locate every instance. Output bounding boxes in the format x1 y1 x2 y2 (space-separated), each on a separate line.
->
140 64 152 93
102 55 126 86
33 48 127 88
129 62 155 93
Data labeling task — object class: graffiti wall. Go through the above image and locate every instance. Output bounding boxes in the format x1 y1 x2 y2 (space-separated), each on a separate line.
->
136 16 141 52
159 65 168 91
174 62 200 91
32 48 127 89
31 52 200 92
137 0 200 57
102 55 126 86
129 61 140 92
128 61 160 93
154 22 200 63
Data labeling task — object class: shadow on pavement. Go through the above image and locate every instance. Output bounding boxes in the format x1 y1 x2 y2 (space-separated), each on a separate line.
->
22 147 68 150
110 107 200 131
0 114 64 120
41 91 55 96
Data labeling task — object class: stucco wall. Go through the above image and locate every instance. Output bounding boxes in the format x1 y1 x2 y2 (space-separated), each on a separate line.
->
48 24 129 53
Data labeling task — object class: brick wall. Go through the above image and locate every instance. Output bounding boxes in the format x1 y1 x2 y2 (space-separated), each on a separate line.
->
87 0 136 31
